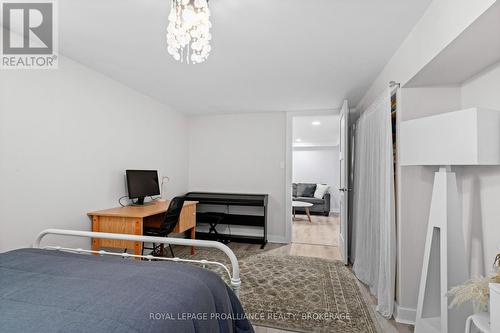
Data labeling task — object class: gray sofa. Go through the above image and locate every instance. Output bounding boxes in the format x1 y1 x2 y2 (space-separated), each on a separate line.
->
292 183 331 216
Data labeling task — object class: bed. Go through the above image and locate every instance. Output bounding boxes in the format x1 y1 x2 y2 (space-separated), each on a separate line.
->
0 229 253 333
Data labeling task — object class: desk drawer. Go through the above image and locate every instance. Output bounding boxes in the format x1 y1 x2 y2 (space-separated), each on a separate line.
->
91 216 141 250
174 204 196 233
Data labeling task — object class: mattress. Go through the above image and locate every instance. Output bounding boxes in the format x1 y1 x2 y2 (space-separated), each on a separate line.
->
0 248 253 333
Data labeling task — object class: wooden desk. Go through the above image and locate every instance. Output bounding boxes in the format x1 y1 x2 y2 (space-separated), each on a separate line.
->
88 200 198 256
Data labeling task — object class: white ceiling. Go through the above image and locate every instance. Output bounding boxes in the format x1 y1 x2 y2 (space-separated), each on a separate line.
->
293 115 339 147
58 0 431 114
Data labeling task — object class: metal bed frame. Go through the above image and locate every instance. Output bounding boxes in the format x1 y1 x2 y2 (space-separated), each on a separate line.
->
33 229 241 297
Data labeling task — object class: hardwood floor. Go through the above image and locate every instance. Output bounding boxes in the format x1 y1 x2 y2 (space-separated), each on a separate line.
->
250 213 414 333
292 214 338 246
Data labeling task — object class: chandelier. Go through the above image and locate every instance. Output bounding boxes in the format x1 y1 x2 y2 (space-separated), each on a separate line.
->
167 0 212 64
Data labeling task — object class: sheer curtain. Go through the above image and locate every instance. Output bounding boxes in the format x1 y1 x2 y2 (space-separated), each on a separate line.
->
352 88 396 318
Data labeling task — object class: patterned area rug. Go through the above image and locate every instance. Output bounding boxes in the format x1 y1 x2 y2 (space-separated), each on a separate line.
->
175 246 380 333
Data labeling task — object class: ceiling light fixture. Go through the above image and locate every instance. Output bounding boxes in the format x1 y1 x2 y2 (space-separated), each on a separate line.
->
312 121 321 126
295 138 302 142
167 0 212 64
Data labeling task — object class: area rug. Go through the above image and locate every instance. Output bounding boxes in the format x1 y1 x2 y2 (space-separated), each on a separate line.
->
175 247 381 333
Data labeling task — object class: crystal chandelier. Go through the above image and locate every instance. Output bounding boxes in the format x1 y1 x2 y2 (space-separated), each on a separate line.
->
167 0 212 64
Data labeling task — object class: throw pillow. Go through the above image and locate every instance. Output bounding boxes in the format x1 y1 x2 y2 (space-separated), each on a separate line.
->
297 183 316 197
292 183 298 198
314 184 329 199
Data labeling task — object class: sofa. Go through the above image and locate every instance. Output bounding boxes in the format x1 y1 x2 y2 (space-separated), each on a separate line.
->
292 183 331 216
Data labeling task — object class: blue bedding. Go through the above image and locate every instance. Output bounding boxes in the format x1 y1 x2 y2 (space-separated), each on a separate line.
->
0 248 253 333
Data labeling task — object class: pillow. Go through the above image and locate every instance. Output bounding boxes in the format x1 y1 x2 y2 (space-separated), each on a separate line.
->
297 183 316 197
292 183 298 197
314 184 329 199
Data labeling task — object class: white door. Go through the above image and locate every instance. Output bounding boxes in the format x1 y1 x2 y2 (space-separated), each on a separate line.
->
339 100 350 264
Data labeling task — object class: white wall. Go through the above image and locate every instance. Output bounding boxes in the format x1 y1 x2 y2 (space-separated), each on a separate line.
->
188 113 287 243
397 87 462 312
357 0 496 111
292 147 339 212
460 61 500 276
0 56 189 252
394 63 500 322
354 0 499 323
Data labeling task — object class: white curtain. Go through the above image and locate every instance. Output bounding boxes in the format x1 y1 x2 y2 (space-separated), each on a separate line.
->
352 88 396 318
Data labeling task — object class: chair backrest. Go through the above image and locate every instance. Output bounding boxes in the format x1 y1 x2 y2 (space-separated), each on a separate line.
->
160 196 186 234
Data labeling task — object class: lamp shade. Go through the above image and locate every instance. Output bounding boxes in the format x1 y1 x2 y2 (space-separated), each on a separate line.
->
400 107 500 166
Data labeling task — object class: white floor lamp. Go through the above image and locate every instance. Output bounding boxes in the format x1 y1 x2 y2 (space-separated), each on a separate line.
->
400 108 500 333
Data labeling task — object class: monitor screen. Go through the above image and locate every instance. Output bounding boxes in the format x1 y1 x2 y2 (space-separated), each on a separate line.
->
126 170 160 200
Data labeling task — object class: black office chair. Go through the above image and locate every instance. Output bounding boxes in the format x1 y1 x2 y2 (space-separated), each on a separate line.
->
142 196 186 258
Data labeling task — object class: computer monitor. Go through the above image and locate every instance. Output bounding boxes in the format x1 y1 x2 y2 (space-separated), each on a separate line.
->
126 170 160 205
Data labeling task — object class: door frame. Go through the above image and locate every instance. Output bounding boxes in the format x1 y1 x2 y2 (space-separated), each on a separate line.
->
339 100 350 264
284 108 340 244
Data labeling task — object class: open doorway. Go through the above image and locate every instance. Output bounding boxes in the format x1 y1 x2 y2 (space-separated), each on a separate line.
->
290 115 340 248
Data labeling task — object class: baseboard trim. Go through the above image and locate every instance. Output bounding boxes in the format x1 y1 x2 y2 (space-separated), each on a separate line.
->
268 235 288 244
394 303 416 325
